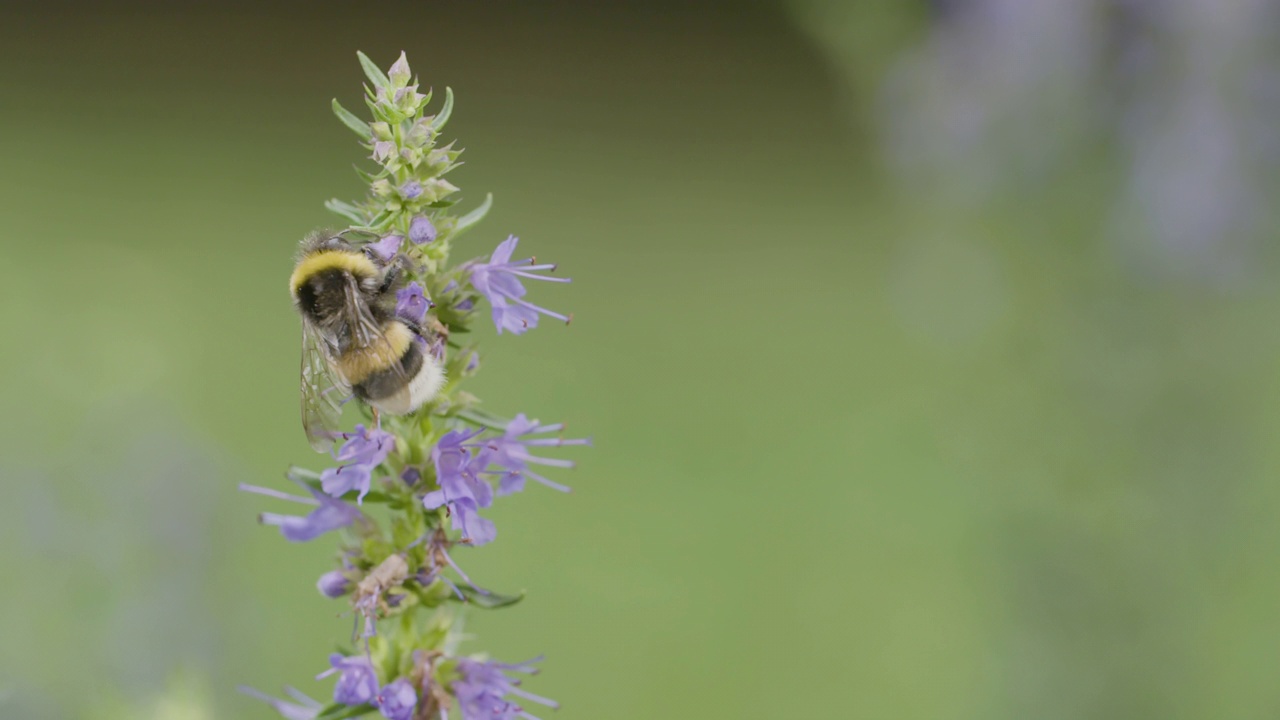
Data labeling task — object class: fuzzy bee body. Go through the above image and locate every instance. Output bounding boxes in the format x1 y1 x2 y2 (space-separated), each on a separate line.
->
337 319 444 415
290 232 445 450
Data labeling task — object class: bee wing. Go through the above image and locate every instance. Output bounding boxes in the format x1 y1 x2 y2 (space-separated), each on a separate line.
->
345 275 387 349
300 320 351 452
342 274 419 390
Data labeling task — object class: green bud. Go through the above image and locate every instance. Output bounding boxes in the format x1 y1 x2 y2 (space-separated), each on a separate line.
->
421 178 459 202
388 51 412 89
394 86 421 114
400 146 422 167
370 121 393 142
404 118 434 148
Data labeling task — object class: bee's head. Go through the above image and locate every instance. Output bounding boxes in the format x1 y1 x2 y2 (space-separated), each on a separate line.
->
298 230 355 258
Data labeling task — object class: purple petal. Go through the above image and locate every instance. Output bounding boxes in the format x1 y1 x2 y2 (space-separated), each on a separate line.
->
375 678 418 720
396 282 429 324
366 235 403 262
489 235 519 265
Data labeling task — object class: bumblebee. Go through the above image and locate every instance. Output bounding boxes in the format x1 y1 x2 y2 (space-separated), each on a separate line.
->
289 231 445 450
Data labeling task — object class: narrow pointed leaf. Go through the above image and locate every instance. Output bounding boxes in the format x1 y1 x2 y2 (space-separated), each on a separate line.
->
324 199 367 224
453 193 492 236
429 86 454 131
458 585 526 609
457 407 510 430
331 99 371 138
356 51 389 88
316 702 377 720
353 165 388 185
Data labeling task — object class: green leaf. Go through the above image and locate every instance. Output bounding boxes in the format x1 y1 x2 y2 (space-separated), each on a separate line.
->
356 51 389 88
429 86 454 131
324 199 366 224
353 165 387 185
456 407 510 430
331 99 371 138
459 585 526 609
454 193 493 236
350 210 394 235
316 702 377 720
366 99 394 125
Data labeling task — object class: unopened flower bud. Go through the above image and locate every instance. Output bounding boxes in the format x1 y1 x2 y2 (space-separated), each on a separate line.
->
317 570 352 598
388 51 411 88
409 216 436 245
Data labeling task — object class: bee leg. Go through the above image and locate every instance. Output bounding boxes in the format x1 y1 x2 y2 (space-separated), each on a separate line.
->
378 260 406 295
372 406 381 430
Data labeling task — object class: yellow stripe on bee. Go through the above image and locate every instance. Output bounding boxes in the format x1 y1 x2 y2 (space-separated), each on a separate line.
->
289 250 379 295
336 322 413 384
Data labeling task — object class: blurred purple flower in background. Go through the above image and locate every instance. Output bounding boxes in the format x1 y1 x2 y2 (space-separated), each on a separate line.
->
788 0 1280 282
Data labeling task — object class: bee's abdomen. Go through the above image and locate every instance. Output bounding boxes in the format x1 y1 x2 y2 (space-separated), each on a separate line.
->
355 342 423 401
336 322 413 385
354 338 446 416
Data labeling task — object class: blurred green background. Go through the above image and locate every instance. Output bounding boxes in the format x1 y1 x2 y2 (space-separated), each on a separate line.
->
4 1 1280 718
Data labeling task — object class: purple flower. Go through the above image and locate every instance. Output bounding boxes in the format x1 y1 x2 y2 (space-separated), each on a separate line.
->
423 429 498 545
239 482 361 543
453 657 557 720
396 282 430 325
469 236 571 335
483 414 589 495
238 686 323 720
366 234 403 262
375 678 418 720
398 180 423 200
451 499 497 545
317 653 379 706
409 215 437 245
320 425 395 504
317 570 352 598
